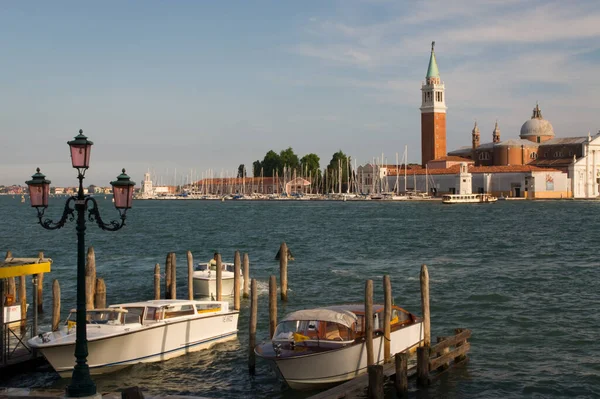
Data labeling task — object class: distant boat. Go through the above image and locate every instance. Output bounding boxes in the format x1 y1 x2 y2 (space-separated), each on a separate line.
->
20 195 25 203
442 193 497 204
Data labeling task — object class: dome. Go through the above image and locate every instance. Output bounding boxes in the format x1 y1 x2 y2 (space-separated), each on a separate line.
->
519 104 554 139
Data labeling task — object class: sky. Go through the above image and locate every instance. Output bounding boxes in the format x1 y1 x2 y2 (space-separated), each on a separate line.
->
2 0 600 187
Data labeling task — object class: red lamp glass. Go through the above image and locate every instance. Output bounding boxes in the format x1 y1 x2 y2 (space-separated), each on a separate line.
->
111 169 136 209
25 168 51 207
67 129 93 169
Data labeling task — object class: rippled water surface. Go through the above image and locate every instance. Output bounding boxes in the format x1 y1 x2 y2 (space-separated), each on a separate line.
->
1 197 599 398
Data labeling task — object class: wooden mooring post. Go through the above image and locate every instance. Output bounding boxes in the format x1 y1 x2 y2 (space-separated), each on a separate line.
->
170 252 177 299
368 365 383 399
395 352 408 396
187 251 194 300
242 253 249 298
165 253 172 300
248 278 257 374
37 251 44 314
52 279 61 331
279 242 288 301
154 264 160 300
85 247 96 310
19 275 26 334
365 279 374 366
233 252 241 311
95 278 106 309
269 275 277 338
420 264 430 347
383 275 392 363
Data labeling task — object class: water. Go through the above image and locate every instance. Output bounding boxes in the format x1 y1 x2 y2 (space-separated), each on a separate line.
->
1 196 599 398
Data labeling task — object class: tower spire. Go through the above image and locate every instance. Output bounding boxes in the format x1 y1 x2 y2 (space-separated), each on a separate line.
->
472 120 480 150
426 41 440 81
493 119 501 143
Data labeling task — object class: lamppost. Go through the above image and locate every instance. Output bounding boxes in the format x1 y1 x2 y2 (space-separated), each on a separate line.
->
25 129 135 398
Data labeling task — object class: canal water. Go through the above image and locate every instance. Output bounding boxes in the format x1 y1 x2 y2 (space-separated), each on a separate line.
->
1 196 599 398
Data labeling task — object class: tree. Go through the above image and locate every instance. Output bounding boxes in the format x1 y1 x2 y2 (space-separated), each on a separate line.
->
252 160 262 177
262 150 282 177
327 150 351 192
279 147 300 174
300 153 321 179
237 164 247 178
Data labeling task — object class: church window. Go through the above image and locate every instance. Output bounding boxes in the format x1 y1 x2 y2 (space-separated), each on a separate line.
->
537 137 541 143
530 152 538 159
440 93 443 102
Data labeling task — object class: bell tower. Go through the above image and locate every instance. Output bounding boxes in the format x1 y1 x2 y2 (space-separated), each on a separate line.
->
420 41 447 166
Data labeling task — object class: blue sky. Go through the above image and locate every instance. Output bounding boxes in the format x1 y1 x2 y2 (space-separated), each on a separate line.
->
2 0 600 186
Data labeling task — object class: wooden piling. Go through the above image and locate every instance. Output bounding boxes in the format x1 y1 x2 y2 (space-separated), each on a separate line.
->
32 275 38 337
454 328 467 363
170 252 177 299
7 277 16 303
5 250 12 260
52 279 60 331
154 264 160 300
216 253 222 301
395 352 408 396
242 253 250 298
420 264 430 346
165 253 172 300
95 278 106 309
187 251 194 300
248 278 257 374
368 365 384 399
37 251 44 314
19 275 26 333
417 346 429 387
233 254 241 311
436 336 450 371
279 242 288 301
85 247 96 310
383 275 392 363
365 279 374 367
269 275 277 338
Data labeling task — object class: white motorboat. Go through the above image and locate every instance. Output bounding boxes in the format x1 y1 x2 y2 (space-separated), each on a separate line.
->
28 299 239 376
193 261 244 299
255 303 423 390
442 193 497 204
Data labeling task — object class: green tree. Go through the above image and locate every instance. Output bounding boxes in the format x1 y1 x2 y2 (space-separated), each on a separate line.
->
300 153 321 179
252 160 262 177
279 147 300 174
262 150 282 177
237 164 247 178
327 150 351 192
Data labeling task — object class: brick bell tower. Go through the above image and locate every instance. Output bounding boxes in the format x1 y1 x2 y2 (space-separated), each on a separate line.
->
420 41 447 166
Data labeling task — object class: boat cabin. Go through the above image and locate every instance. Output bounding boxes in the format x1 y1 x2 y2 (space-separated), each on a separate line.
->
272 304 418 349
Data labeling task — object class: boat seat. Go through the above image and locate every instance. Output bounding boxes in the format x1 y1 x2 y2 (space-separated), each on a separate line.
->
325 324 343 341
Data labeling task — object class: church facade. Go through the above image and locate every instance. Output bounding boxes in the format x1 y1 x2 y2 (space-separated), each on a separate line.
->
419 43 600 199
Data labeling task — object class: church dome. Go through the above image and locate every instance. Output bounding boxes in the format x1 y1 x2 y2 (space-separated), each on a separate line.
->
520 104 554 140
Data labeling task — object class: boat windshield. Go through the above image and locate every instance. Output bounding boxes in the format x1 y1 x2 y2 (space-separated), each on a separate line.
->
66 309 125 325
273 320 354 342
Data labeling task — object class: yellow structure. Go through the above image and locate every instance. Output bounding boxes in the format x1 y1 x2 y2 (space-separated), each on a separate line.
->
0 258 51 279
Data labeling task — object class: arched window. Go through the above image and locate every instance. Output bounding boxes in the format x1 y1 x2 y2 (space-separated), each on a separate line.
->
530 152 538 159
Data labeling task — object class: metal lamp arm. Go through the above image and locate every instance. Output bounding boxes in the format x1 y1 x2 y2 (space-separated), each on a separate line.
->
37 196 77 230
85 197 126 231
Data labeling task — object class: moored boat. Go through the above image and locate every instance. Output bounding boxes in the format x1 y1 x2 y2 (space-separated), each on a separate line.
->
255 303 423 390
28 299 239 376
193 260 244 299
442 193 497 204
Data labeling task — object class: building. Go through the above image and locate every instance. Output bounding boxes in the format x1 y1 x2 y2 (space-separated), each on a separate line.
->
420 41 447 167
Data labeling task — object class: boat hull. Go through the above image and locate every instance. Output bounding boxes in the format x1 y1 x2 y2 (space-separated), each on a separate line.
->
193 273 243 298
260 321 423 390
36 311 239 376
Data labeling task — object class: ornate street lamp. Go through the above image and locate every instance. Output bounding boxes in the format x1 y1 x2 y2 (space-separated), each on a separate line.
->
25 129 135 398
